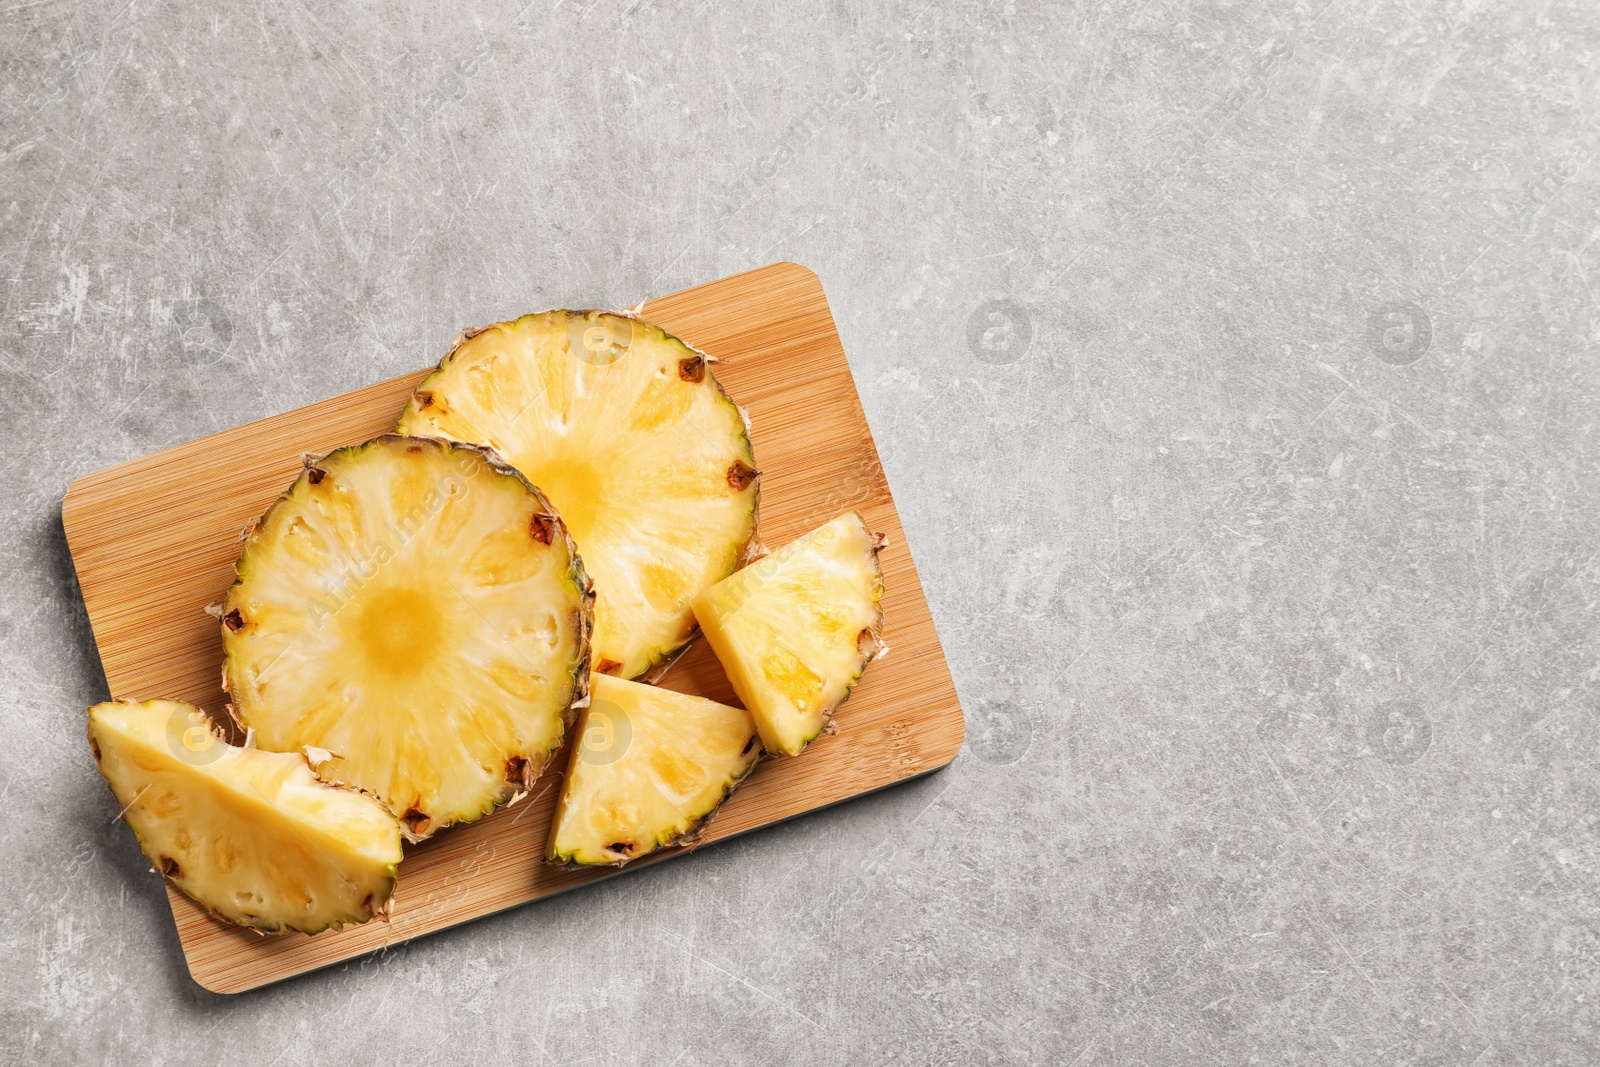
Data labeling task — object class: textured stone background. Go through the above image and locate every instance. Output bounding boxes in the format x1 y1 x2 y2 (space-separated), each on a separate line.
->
5 0 1599 1063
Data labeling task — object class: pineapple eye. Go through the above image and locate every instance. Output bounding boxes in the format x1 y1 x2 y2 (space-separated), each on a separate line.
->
529 513 556 545
726 461 758 491
504 756 530 785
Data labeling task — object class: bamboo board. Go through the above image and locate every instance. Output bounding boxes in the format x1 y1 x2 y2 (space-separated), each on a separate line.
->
62 262 964 994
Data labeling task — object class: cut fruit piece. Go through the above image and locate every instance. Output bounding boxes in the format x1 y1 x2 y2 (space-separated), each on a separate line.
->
547 673 760 867
87 698 402 935
692 511 886 757
222 435 592 841
396 310 759 682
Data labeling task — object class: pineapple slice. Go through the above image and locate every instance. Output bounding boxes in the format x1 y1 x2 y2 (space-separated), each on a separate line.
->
223 435 593 840
396 311 759 681
87 699 402 934
692 511 886 756
548 673 760 867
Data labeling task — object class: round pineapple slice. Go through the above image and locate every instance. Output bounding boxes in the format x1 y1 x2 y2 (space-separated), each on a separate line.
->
88 699 402 934
396 311 759 681
222 435 593 840
547 673 761 867
691 511 887 756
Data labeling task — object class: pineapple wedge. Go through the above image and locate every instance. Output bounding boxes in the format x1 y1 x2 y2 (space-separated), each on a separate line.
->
396 311 759 682
548 673 760 867
223 435 592 840
87 699 402 934
692 512 886 756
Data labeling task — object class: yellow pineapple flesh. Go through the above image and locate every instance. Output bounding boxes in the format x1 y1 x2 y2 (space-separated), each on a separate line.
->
547 673 760 867
87 699 402 934
222 435 592 840
692 511 886 756
396 311 758 681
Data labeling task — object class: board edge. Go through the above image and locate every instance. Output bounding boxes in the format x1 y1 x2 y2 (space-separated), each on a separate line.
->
185 751 963 995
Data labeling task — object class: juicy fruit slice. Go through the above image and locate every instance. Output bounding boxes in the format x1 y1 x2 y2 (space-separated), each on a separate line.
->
87 699 402 934
692 511 886 757
548 673 760 867
222 435 592 841
396 311 759 681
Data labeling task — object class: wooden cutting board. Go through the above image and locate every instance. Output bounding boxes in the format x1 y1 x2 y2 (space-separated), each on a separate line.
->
62 261 964 994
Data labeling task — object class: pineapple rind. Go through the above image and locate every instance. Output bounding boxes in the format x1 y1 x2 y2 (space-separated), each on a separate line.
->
692 511 885 757
396 310 759 682
547 674 760 868
87 698 402 935
222 435 593 841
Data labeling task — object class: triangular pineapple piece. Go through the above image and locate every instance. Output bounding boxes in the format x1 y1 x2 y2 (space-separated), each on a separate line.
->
691 511 886 756
87 699 402 934
396 311 759 681
222 435 593 840
547 674 760 867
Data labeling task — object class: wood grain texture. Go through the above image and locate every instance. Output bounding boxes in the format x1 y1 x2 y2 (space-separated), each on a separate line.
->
62 262 964 994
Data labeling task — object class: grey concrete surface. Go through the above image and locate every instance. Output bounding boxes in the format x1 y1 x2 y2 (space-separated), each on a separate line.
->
4 0 1598 1063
